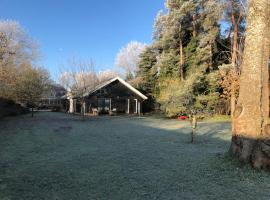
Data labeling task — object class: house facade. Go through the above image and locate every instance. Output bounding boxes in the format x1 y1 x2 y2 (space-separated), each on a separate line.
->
68 77 148 115
39 84 67 110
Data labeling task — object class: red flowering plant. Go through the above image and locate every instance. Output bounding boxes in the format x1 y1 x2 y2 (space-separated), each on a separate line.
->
178 115 189 120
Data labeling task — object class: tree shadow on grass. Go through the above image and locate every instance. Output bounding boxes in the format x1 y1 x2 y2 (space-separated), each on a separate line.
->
0 112 270 200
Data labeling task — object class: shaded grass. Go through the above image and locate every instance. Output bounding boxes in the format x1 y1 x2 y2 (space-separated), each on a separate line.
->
0 112 269 200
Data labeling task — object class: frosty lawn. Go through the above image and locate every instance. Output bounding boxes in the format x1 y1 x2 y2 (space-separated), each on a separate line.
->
0 112 270 200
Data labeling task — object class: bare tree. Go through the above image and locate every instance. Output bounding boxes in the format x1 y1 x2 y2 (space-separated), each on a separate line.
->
58 71 73 93
97 69 119 83
59 57 97 120
0 20 39 99
0 20 39 66
115 41 146 80
0 20 47 117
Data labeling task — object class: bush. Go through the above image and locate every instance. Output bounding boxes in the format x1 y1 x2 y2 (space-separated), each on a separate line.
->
0 98 28 118
157 77 194 117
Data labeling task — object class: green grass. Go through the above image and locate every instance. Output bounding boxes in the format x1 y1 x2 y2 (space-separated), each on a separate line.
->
0 112 269 200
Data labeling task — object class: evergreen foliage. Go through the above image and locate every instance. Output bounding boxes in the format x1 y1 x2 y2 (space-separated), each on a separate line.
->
137 0 236 117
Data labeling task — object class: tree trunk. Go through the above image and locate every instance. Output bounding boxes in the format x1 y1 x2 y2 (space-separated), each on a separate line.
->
31 107 34 118
230 0 270 169
81 100 85 121
191 116 197 143
230 82 236 120
231 12 239 70
192 14 197 38
230 69 239 121
230 11 242 118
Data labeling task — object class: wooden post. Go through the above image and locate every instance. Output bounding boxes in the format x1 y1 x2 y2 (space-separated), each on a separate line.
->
109 98 112 115
138 101 141 116
191 116 197 143
110 98 112 112
134 99 138 114
74 99 77 113
141 101 143 115
127 99 130 114
69 98 74 113
83 102 86 113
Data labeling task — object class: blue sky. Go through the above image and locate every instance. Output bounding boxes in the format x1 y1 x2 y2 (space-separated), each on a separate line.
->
0 0 164 80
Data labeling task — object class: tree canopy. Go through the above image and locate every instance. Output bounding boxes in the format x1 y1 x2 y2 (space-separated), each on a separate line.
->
0 20 50 114
135 0 247 117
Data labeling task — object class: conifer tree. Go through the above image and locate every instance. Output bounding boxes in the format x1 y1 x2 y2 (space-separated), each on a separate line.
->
136 0 235 116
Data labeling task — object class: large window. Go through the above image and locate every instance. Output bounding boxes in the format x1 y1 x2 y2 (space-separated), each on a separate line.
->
97 98 111 113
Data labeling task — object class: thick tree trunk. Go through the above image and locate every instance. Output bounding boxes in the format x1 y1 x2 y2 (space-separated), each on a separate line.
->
230 69 239 121
230 0 270 169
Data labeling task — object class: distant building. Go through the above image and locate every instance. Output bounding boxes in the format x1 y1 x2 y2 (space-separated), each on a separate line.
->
39 84 67 110
68 77 148 116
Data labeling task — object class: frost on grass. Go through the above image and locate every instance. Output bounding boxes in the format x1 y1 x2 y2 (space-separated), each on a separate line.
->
0 112 269 200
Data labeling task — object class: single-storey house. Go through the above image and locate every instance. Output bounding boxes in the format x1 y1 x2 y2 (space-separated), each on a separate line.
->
68 77 148 115
39 84 67 110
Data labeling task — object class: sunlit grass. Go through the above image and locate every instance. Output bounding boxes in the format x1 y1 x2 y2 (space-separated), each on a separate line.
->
0 112 269 200
202 115 231 122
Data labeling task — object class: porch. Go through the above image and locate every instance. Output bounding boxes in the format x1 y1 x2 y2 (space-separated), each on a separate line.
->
68 77 147 116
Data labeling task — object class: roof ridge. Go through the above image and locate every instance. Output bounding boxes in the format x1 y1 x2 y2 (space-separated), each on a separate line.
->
84 77 148 100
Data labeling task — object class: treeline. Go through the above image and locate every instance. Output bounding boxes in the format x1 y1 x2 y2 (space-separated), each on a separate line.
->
0 20 50 115
134 0 245 117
